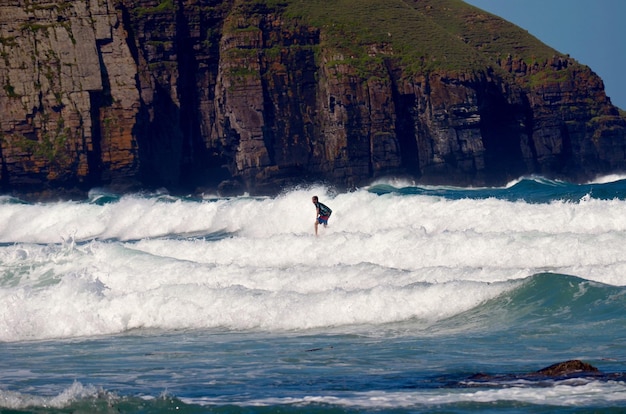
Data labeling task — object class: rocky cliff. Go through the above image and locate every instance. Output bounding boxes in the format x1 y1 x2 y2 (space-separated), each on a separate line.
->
1 0 625 198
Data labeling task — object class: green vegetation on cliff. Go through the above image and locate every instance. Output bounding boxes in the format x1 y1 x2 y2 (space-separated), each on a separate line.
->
230 0 565 81
132 0 176 17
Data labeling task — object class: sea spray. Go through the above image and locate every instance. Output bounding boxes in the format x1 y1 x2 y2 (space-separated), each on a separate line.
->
1 177 625 412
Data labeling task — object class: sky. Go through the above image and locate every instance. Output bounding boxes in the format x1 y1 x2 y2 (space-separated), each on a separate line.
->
464 0 626 110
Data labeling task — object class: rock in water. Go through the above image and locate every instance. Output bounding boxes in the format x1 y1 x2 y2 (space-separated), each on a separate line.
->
535 360 599 376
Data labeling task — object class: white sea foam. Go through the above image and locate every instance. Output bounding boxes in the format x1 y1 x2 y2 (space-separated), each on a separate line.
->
588 173 626 184
6 379 624 410
190 380 626 408
0 382 104 410
1 187 626 341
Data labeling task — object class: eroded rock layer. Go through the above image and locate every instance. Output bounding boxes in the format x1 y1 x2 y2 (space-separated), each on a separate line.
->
0 0 624 197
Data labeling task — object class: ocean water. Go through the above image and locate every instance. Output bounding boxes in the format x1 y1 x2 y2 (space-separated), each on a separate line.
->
1 176 626 413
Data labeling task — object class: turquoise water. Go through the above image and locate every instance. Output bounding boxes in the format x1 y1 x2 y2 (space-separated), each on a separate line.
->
1 176 625 412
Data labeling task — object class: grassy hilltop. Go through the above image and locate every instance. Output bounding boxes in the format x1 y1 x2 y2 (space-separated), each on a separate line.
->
233 0 563 76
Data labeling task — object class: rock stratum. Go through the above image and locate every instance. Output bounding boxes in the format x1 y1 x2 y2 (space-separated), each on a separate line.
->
1 0 625 198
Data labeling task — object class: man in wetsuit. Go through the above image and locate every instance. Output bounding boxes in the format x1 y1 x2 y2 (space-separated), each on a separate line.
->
312 195 332 236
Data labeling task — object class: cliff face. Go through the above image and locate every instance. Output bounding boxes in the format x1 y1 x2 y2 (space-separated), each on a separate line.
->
1 0 625 197
0 0 139 194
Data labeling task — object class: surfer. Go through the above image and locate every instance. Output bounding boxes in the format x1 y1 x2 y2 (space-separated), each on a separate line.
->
312 196 332 236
